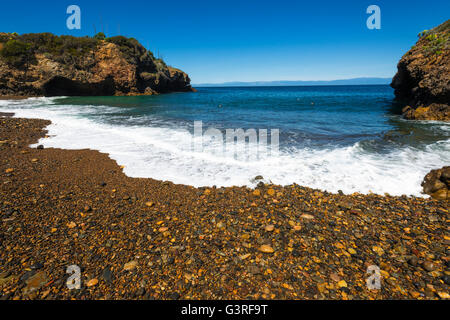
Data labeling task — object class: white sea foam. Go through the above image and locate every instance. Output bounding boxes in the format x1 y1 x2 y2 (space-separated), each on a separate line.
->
1 97 449 197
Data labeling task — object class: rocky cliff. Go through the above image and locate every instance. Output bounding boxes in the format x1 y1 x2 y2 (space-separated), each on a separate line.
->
391 20 449 121
0 33 193 97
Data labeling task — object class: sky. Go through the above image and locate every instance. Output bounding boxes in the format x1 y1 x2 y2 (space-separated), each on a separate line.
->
0 0 448 84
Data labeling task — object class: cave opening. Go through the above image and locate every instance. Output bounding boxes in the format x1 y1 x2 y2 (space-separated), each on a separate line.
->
42 76 116 96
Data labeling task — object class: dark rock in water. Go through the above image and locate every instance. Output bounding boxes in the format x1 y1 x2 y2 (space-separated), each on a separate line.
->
36 145 44 150
391 20 449 121
421 166 449 200
441 167 450 185
254 176 264 181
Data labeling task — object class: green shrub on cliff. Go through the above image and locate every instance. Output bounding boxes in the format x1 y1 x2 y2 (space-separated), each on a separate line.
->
418 20 450 56
433 20 450 33
0 33 101 67
0 32 166 72
94 32 106 40
422 32 449 56
105 36 145 63
0 39 32 67
19 33 99 57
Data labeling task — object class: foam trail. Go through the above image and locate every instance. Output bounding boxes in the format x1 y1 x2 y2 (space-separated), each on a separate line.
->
1 97 449 197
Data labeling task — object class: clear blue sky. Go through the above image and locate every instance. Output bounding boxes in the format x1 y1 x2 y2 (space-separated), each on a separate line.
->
0 0 448 83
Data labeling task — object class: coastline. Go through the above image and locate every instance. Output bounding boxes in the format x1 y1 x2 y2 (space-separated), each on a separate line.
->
0 115 448 300
0 97 31 101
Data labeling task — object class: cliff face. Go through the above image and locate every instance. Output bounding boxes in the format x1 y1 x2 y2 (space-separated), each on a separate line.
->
391 20 450 121
0 33 193 97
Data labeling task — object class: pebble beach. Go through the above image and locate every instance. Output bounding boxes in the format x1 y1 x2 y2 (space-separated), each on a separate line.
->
0 115 449 300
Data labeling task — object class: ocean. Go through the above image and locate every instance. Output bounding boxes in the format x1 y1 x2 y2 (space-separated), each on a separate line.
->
1 85 449 196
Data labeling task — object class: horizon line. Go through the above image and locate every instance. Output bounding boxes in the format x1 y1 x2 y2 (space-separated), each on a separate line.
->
193 77 393 86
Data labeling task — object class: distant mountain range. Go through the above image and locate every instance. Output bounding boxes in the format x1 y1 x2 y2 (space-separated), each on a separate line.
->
194 77 392 87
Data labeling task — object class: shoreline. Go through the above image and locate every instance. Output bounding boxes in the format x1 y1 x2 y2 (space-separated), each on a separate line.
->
0 96 33 101
0 116 448 300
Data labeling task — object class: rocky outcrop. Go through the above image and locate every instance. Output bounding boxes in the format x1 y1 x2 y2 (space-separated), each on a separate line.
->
391 20 449 121
0 33 193 97
422 166 450 200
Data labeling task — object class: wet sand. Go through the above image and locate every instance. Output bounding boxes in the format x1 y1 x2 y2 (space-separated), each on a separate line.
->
0 116 448 300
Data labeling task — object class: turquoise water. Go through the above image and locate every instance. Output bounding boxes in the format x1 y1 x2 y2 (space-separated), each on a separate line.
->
1 85 449 196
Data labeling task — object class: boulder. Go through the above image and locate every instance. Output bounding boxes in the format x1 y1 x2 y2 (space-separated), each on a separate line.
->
422 166 450 200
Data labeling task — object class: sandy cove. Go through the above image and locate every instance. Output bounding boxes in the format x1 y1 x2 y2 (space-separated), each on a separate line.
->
0 115 448 300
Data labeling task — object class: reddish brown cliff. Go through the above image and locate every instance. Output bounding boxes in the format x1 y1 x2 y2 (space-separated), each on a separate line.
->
0 33 193 97
391 20 449 121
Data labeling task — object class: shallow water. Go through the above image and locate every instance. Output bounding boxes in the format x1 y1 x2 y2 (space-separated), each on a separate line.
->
1 85 448 196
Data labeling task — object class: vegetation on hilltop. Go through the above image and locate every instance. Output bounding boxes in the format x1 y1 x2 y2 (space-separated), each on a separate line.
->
417 19 450 56
0 32 162 69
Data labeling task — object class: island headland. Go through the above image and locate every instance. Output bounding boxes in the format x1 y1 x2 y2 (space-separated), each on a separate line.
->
0 32 193 97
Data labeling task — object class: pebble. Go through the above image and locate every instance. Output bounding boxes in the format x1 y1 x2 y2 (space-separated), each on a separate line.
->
124 260 138 271
372 246 385 256
330 273 341 282
87 278 99 287
67 222 77 229
259 245 275 254
422 261 436 272
102 267 113 284
407 256 419 266
23 271 48 295
1 116 449 301
437 291 450 299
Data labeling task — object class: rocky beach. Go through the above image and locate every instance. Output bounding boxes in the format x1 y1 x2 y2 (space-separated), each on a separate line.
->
0 114 448 300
